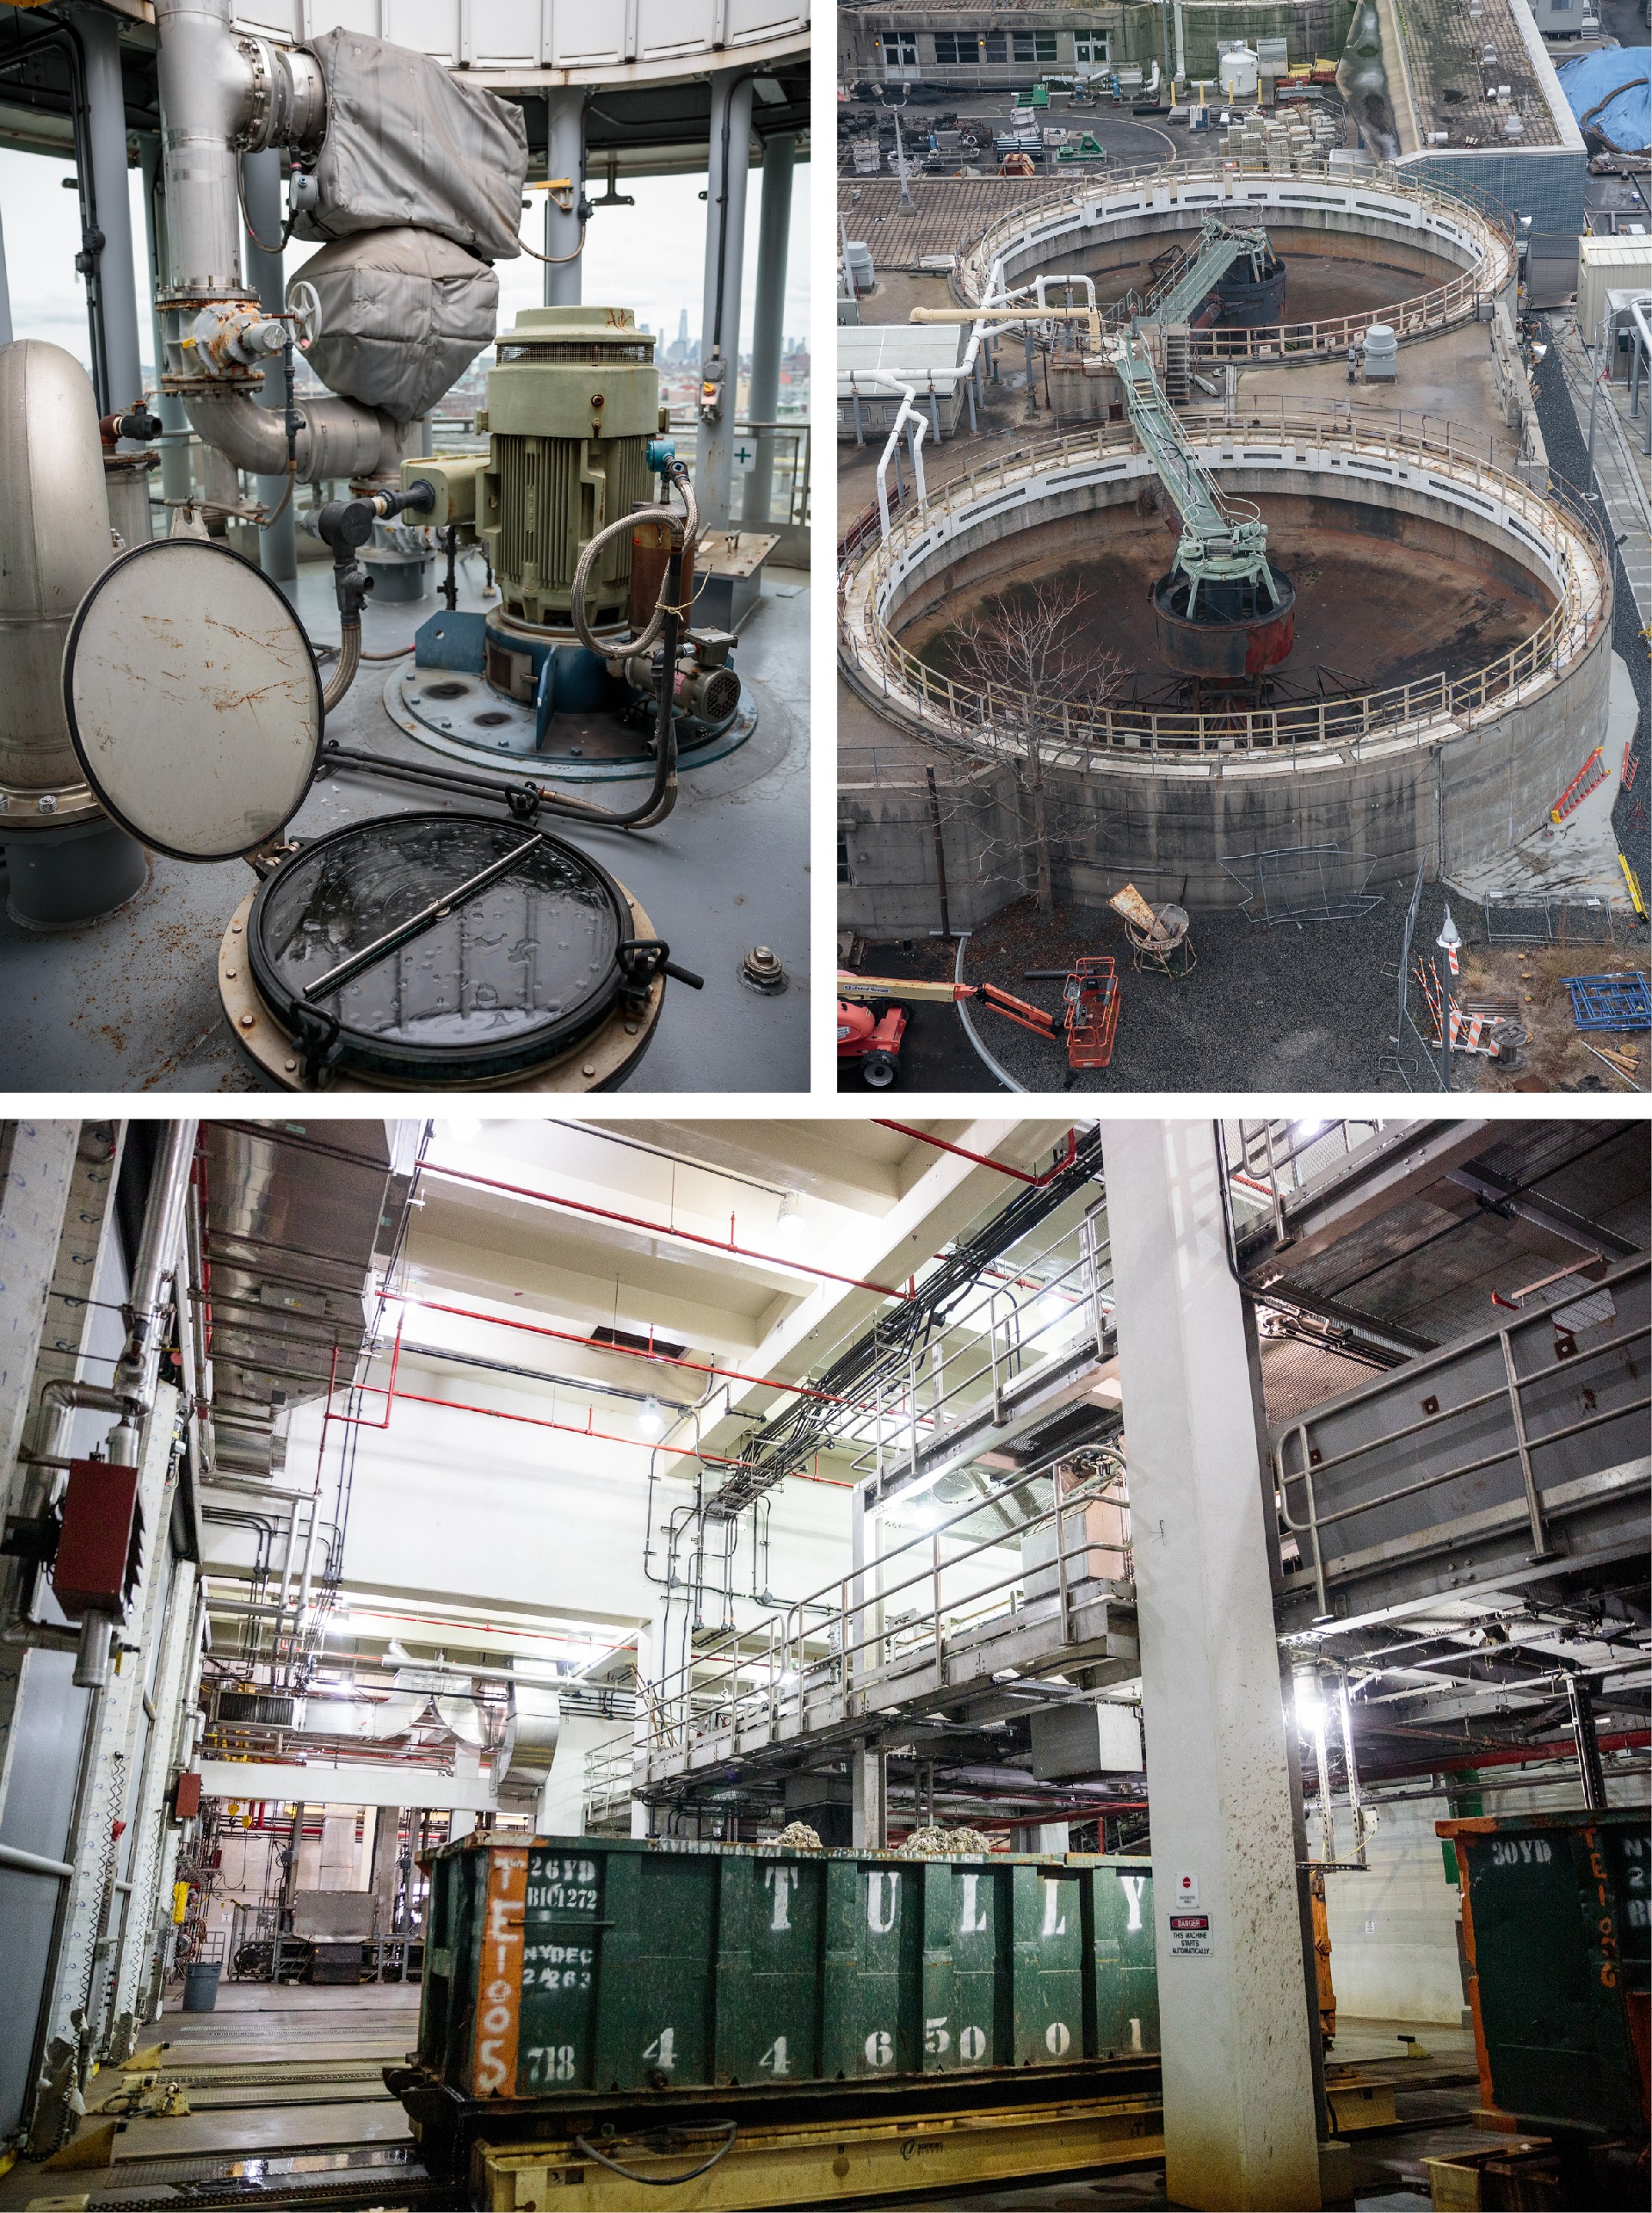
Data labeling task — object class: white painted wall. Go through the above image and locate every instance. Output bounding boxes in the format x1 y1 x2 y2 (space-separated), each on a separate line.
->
1324 1769 1652 2026
1322 1799 1465 2025
277 1359 854 1640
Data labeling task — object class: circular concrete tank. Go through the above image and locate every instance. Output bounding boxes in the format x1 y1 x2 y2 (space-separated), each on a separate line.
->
839 411 1612 907
955 162 1516 363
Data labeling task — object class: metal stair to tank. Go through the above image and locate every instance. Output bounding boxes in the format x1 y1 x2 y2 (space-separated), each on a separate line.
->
1111 324 1276 601
1099 214 1273 346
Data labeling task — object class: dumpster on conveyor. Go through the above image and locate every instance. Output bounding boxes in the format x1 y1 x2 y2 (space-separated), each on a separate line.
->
1438 1807 1649 2144
412 1836 1158 2102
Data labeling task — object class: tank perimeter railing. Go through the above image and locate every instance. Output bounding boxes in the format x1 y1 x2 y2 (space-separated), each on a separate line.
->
839 403 1612 766
1272 1254 1651 1618
638 1451 1134 1787
952 155 1519 363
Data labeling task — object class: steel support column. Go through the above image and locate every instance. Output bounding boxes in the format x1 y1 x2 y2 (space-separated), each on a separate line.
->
696 70 754 533
741 132 795 531
1105 1120 1322 2212
74 6 144 416
543 89 586 308
242 148 297 581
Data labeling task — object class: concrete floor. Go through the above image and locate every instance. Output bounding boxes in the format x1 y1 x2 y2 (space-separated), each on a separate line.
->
0 1982 420 2210
0 557 810 1094
0 1994 1501 2213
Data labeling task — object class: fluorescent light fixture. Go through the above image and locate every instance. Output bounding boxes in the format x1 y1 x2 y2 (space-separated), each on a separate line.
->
1294 1674 1326 1730
1295 1119 1326 1140
1035 1291 1069 1332
445 1116 484 1144
637 1396 664 1438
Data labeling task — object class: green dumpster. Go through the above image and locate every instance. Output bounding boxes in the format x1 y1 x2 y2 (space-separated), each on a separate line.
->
416 1838 1157 2103
1439 1808 1649 2142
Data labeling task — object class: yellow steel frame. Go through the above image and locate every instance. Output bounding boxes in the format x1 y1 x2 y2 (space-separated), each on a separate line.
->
476 2088 1164 2210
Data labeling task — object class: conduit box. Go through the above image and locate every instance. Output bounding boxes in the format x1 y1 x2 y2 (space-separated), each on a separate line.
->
53 1458 144 1619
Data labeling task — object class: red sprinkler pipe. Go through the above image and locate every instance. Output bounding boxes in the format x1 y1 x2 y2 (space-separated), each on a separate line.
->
338 1384 851 1487
402 1296 885 1416
420 1164 915 1301
874 1123 1079 1186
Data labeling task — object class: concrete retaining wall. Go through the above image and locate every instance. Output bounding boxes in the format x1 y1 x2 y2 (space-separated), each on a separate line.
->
842 437 1611 917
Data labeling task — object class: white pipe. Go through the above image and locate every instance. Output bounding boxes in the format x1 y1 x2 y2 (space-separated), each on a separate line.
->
153 0 255 293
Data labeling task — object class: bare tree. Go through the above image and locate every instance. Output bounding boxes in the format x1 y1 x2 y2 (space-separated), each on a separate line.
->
947 579 1125 914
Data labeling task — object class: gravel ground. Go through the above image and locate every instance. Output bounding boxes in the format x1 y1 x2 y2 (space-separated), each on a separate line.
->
843 884 1645 1095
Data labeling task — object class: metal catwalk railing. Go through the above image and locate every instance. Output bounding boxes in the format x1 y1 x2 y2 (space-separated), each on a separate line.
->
1272 1254 1650 1614
640 1452 1132 1786
840 403 1611 763
954 155 1518 363
1222 1119 1396 1241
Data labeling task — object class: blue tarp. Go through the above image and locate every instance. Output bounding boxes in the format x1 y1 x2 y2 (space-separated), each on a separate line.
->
1556 46 1650 153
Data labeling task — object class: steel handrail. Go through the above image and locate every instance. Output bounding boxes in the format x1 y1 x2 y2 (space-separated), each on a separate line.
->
1273 1258 1649 1611
840 408 1610 762
841 1235 1102 1476
952 157 1517 355
647 1451 1128 1754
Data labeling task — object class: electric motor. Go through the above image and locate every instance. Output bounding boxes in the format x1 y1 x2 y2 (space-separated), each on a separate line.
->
479 306 664 631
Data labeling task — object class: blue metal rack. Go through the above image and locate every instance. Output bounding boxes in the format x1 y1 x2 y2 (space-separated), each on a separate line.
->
1563 972 1652 1032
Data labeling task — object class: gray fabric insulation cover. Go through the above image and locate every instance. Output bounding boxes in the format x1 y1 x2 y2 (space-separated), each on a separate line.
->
295 28 527 262
293 229 498 421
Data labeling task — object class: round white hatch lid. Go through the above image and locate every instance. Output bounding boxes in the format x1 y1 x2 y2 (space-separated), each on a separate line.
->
64 539 323 863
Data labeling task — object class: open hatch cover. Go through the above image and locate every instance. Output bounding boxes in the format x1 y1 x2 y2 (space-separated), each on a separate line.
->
63 538 323 863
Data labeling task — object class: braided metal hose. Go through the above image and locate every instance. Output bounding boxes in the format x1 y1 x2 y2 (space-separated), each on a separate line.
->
567 468 698 661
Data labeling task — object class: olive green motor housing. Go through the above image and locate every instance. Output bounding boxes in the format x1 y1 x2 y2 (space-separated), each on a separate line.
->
478 305 665 631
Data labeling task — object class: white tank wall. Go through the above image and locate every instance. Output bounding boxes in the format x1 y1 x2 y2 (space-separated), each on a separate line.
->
230 0 808 77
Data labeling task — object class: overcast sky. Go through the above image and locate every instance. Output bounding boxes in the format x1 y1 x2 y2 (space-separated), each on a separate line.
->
0 151 810 375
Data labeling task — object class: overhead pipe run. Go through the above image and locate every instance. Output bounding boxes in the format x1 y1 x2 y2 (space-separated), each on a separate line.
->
151 0 405 494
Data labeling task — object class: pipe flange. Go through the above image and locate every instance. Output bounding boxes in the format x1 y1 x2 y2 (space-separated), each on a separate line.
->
0 783 101 832
234 35 274 151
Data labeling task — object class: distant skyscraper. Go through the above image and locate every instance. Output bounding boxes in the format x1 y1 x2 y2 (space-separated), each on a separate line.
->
676 309 689 350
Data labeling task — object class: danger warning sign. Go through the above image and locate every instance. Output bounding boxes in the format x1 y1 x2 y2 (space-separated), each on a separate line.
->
1167 1913 1212 1956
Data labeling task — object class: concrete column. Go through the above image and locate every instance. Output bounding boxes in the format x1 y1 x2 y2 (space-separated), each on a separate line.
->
0 200 12 346
369 1807 403 1931
695 69 754 533
740 132 795 531
1105 1120 1321 2213
138 138 192 510
75 6 144 416
241 148 297 581
543 90 586 308
850 1746 885 1849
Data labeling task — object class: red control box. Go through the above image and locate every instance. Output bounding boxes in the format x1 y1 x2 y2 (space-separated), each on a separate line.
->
52 1459 144 1618
174 1772 202 1821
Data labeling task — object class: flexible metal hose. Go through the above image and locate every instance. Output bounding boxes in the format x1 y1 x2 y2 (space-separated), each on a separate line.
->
568 469 698 660
322 624 360 712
